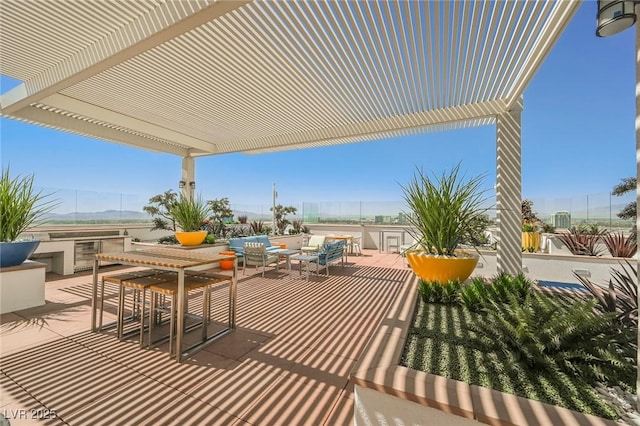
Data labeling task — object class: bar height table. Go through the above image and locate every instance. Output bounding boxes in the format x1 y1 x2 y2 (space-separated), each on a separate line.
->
91 247 237 362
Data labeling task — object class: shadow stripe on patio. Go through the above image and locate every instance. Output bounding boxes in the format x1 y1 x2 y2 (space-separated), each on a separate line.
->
1 264 409 425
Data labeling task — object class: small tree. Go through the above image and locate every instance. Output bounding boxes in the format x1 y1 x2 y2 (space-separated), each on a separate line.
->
612 177 636 235
521 199 539 231
143 190 178 231
206 197 234 238
270 204 297 235
459 214 492 246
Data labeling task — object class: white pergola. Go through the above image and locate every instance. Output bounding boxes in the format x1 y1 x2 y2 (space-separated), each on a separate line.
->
0 0 582 275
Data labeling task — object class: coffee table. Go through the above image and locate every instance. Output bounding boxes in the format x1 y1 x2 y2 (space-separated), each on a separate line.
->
291 254 319 281
273 249 301 273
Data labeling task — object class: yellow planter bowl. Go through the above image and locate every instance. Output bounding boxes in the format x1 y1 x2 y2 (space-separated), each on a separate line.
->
175 230 207 246
522 232 541 252
406 250 479 283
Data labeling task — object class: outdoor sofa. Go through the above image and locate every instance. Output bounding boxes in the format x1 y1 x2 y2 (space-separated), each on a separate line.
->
310 240 346 276
228 235 281 267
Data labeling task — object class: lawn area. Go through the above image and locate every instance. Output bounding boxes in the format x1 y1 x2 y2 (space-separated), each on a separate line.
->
400 287 636 420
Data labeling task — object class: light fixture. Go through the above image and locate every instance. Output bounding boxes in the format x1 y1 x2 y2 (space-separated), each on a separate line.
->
178 180 186 189
596 0 637 37
189 181 196 189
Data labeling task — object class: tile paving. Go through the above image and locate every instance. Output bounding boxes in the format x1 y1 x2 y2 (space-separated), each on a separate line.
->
0 249 410 425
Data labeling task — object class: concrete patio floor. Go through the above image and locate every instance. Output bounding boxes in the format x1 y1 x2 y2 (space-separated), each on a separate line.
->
1 249 410 425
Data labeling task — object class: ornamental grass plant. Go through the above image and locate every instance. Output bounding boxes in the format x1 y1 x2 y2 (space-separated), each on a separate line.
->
169 195 211 232
400 163 491 256
0 167 57 242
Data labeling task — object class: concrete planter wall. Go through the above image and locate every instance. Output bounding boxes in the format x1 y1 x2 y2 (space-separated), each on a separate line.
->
476 250 632 285
0 260 46 314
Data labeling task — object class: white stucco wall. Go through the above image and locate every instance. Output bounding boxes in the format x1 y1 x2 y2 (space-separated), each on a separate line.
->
0 261 46 314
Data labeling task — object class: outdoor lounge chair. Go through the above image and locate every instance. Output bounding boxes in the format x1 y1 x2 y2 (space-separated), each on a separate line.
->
243 242 280 277
301 235 326 254
310 240 345 276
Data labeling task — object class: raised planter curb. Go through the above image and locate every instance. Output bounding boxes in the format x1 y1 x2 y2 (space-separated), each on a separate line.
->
349 273 621 425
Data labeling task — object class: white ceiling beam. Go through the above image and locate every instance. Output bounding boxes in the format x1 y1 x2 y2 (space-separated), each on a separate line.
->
211 98 509 154
12 106 189 157
40 94 218 154
0 0 249 115
237 118 496 155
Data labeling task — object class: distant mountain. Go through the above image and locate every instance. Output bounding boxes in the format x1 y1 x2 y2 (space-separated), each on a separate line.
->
44 210 151 221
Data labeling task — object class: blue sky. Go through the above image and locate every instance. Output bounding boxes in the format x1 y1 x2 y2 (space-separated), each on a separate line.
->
0 2 635 214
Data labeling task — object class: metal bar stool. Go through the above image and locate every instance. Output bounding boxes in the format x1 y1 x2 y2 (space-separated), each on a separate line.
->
148 272 230 357
117 272 175 346
99 269 163 331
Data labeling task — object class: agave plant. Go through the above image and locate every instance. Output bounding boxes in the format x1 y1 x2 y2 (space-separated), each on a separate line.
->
418 279 462 304
460 277 490 312
400 163 491 256
0 167 57 241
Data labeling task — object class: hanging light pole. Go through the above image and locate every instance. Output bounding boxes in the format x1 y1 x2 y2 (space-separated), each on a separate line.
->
272 183 278 236
595 0 640 410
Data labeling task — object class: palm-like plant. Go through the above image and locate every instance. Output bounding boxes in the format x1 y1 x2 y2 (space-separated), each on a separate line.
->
169 195 211 232
401 163 491 256
601 232 637 258
0 167 57 241
556 226 607 256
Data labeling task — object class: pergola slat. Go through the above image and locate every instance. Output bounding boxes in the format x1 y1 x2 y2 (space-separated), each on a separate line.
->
0 0 580 156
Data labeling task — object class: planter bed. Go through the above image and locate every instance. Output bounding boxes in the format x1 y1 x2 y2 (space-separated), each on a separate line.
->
350 273 633 425
401 299 628 420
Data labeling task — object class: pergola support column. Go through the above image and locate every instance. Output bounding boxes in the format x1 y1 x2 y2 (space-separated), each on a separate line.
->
181 157 195 200
634 3 640 409
495 102 523 275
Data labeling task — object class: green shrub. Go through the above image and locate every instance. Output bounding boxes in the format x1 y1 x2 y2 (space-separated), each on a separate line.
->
460 277 489 312
470 292 636 387
158 235 178 245
460 273 532 312
418 279 462 304
487 272 532 303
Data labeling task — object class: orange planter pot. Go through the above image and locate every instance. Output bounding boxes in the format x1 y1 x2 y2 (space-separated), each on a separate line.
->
219 250 236 270
406 250 478 283
175 231 207 246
